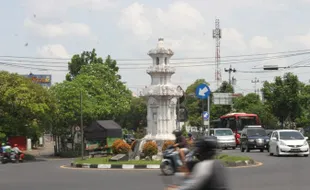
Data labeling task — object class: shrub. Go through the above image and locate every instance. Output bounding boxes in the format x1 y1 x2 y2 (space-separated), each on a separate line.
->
162 140 175 152
131 140 137 151
142 141 158 159
111 139 130 154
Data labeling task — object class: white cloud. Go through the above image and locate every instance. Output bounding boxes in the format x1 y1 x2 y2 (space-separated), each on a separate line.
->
293 31 310 48
24 18 91 38
24 0 118 18
250 36 273 49
37 44 70 58
117 2 249 89
118 3 153 41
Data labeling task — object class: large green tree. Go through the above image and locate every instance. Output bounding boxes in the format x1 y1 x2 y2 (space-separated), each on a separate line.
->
0 71 56 138
66 49 119 81
116 96 147 130
184 79 208 126
261 73 302 127
233 93 278 128
51 52 131 137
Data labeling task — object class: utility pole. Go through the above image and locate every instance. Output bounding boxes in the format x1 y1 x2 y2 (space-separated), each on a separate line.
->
252 77 260 94
80 90 84 160
224 65 236 85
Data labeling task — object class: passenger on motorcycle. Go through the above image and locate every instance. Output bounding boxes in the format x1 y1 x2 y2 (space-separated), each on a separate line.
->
168 136 230 190
12 144 23 160
172 130 189 165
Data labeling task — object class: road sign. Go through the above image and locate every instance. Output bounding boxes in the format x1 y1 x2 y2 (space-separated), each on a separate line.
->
203 111 209 121
195 83 211 99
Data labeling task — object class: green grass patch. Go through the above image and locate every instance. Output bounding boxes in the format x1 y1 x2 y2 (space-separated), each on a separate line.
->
74 156 161 165
215 154 252 165
74 154 252 165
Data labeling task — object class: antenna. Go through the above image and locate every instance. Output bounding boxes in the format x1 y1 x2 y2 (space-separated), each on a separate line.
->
213 18 222 88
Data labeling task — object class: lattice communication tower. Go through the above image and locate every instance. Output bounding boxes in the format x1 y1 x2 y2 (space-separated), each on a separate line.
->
213 18 222 88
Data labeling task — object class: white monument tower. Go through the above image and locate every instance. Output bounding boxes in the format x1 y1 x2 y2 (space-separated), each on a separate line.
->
142 38 183 140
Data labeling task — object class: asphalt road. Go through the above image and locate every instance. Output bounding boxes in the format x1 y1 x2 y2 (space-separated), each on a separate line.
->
0 150 309 190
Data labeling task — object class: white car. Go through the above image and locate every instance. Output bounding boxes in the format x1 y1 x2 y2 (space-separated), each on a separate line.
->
269 129 309 157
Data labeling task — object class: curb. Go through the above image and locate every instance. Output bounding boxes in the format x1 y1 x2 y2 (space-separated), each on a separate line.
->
70 159 257 169
222 159 255 167
70 162 160 169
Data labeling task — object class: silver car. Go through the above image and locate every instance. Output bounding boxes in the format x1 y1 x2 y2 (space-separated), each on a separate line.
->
210 128 236 149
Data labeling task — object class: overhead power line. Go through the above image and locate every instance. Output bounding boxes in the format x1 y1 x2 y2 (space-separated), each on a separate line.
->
0 48 310 61
0 51 309 72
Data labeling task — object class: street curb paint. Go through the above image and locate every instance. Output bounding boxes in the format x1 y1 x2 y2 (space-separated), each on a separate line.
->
70 162 160 169
70 159 258 170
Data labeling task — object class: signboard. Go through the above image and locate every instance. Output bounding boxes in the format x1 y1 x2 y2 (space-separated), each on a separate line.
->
203 111 210 126
213 93 233 105
195 83 211 99
22 74 52 87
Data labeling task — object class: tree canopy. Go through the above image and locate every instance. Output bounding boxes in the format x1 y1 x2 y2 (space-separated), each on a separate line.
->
50 50 131 137
0 71 56 138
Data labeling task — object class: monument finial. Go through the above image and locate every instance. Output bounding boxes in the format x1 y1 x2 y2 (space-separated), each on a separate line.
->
158 38 164 42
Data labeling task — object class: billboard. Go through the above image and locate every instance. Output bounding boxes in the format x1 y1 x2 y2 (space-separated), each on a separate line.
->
22 74 52 87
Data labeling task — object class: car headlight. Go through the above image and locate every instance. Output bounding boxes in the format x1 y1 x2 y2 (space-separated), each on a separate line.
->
248 139 255 142
279 141 287 146
303 141 308 146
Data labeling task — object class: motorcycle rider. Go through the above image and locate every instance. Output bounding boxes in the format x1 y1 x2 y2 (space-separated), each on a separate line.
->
12 144 23 160
172 130 189 166
168 136 230 190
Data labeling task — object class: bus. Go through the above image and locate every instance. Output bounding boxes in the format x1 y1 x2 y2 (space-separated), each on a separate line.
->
220 112 261 133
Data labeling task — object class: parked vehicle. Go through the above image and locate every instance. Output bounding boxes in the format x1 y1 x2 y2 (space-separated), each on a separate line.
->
240 126 269 152
160 145 194 176
209 128 236 149
269 130 309 157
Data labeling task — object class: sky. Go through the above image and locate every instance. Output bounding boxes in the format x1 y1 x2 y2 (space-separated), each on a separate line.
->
1 0 310 95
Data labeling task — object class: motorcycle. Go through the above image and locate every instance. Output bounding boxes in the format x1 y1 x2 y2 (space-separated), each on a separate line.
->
160 145 196 176
1 152 24 164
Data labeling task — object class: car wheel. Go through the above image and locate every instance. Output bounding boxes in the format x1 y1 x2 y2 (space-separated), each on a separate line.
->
232 147 236 150
260 149 264 152
304 154 309 157
246 145 250 152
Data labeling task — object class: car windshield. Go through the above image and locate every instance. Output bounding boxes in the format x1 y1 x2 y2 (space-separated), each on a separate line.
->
215 129 233 136
279 131 304 140
247 129 266 136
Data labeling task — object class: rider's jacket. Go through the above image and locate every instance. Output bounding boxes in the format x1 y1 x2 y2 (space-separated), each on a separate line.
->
12 147 22 154
176 160 230 190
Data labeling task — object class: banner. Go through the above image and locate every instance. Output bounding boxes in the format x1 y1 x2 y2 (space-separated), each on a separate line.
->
22 74 52 87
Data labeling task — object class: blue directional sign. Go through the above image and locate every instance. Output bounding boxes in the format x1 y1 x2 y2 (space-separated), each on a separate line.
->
195 83 211 99
203 111 209 121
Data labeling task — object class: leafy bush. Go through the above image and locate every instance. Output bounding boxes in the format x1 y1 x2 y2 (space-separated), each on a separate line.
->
131 140 137 151
142 141 158 159
24 154 36 161
111 139 131 154
59 151 80 158
162 140 175 152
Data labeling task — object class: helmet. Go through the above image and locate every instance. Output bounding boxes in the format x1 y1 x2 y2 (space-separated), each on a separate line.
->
194 136 217 160
173 129 182 137
188 133 192 137
1 143 4 146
